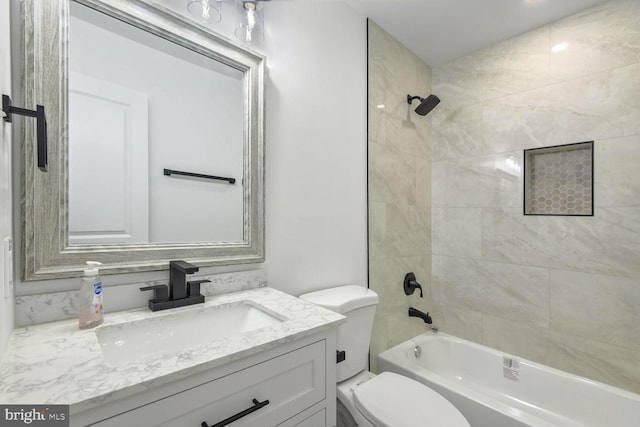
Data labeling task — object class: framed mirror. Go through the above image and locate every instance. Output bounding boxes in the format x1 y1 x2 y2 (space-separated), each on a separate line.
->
20 0 265 280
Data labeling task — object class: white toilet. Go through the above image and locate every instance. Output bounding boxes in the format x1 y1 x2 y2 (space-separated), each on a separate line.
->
300 285 470 427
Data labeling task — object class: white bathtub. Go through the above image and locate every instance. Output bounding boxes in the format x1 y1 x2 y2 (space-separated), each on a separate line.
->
378 332 640 427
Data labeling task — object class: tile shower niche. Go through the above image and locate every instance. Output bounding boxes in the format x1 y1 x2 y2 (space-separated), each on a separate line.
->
524 141 594 216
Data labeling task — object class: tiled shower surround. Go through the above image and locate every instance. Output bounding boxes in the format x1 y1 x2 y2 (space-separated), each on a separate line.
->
367 21 433 372
430 0 640 393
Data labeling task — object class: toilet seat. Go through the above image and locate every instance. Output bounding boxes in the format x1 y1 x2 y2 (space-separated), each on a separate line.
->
353 372 470 427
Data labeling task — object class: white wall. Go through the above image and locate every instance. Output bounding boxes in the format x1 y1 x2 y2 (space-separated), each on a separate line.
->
1 0 15 357
15 2 368 305
258 2 368 295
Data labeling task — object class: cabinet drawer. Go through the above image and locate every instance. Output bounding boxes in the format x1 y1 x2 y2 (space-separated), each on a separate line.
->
92 340 325 427
278 409 326 427
292 409 325 427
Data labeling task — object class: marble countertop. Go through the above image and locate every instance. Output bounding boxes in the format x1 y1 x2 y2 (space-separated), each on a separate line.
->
0 287 344 413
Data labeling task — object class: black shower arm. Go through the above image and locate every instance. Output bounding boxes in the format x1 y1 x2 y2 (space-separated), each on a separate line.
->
407 95 424 104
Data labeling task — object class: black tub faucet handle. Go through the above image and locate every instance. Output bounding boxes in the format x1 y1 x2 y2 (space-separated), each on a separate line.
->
404 272 423 297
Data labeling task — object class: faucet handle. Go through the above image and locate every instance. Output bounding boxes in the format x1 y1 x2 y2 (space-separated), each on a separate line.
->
140 284 169 302
187 279 210 297
403 272 424 297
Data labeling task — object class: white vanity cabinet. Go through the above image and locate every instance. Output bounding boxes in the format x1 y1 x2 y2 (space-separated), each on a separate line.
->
1 288 344 427
71 332 337 427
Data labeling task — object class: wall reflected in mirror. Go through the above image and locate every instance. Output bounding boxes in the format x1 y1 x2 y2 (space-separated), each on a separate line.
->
68 1 245 245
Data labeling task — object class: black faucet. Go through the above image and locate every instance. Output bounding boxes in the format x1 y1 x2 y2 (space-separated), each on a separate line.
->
404 272 423 297
408 307 432 324
169 260 199 300
140 260 210 311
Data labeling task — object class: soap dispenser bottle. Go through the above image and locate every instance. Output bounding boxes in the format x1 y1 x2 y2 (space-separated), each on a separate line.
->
79 261 104 329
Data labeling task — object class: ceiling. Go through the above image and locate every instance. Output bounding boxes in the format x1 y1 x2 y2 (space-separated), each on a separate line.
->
161 0 611 66
347 0 610 66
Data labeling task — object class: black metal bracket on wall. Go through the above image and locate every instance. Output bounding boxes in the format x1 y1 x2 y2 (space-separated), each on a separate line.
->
2 94 48 171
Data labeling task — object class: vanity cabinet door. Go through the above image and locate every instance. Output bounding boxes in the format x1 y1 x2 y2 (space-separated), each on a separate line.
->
91 340 325 427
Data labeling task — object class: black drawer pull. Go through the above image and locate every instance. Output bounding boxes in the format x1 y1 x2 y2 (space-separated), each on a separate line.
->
201 398 270 427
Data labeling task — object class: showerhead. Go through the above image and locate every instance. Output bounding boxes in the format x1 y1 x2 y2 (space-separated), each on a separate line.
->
407 94 440 116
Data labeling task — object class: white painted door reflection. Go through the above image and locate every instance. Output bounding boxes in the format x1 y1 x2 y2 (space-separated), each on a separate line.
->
69 73 149 244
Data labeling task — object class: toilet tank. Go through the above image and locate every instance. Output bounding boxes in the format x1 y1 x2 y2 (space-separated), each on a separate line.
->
299 285 379 382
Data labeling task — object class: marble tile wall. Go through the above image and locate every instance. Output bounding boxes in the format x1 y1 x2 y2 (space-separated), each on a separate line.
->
367 21 433 372
431 0 640 393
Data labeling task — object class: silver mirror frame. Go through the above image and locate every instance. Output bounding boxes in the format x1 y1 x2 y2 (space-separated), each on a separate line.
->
20 0 265 281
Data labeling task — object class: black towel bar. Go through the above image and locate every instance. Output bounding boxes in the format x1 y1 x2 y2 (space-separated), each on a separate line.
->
163 168 235 184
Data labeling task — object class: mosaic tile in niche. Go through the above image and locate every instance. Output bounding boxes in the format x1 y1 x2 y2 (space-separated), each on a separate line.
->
524 141 593 215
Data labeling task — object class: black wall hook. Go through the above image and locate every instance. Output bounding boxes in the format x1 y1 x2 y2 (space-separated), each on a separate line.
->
2 95 48 171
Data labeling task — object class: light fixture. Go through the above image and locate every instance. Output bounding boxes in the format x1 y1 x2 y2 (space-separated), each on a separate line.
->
185 0 268 44
234 0 265 44
187 0 222 24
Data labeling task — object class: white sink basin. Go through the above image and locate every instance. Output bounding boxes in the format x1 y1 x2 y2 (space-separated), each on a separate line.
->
96 301 286 366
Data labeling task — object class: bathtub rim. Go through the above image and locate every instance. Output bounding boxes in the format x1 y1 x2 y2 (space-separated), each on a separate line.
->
380 331 640 401
378 331 640 427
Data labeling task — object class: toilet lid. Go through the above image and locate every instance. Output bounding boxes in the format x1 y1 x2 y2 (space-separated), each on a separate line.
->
353 372 470 427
